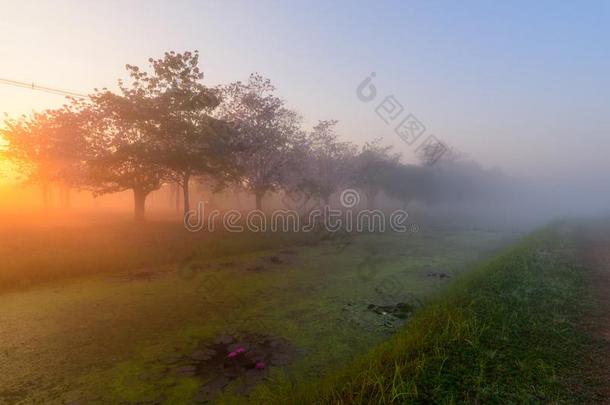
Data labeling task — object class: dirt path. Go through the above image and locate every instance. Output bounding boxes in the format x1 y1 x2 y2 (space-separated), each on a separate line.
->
581 226 610 403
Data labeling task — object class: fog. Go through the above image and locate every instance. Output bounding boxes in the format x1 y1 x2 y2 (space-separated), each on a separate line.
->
2 3 610 403
2 2 609 230
2 157 609 235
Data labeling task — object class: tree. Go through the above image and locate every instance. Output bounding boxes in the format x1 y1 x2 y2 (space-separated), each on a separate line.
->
217 74 302 210
278 134 316 212
127 51 237 218
1 107 85 209
352 138 400 209
46 106 89 209
80 81 168 221
383 157 495 209
301 120 356 205
382 163 430 209
1 112 54 207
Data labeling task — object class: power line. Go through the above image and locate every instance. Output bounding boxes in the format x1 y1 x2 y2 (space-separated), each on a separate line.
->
0 77 89 98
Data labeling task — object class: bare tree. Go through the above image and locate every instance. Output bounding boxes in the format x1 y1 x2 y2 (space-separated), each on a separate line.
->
217 74 302 210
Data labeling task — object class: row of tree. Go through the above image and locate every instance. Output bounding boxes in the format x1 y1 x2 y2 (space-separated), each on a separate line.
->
1 51 500 220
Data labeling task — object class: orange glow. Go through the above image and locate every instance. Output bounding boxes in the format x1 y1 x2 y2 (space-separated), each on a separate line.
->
0 135 19 185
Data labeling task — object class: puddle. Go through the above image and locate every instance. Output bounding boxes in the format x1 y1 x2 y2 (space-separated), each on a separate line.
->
426 271 451 279
168 333 296 402
341 298 421 333
367 302 415 320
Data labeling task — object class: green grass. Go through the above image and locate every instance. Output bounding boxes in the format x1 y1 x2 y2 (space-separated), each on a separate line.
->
253 226 597 404
3 218 603 404
0 217 515 403
0 217 315 291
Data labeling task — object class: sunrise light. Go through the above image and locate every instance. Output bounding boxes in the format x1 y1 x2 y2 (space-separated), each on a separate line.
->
1 2 609 404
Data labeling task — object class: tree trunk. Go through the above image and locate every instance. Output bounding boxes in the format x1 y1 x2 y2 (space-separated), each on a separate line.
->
65 187 71 209
182 173 191 219
235 190 242 209
174 183 181 212
168 183 175 209
41 182 50 210
134 189 147 222
255 191 264 211
59 185 71 210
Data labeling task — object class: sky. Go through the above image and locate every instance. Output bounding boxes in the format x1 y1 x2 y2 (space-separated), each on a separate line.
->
1 0 609 183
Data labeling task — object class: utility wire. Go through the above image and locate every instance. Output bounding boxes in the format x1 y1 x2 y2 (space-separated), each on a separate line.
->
0 77 89 98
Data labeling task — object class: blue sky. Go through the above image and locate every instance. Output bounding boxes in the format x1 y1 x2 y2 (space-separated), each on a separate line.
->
1 0 609 180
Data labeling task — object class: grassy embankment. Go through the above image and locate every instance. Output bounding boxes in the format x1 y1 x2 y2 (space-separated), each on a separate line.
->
254 226 600 404
1 217 516 403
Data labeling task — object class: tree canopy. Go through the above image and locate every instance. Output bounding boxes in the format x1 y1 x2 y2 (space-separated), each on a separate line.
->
1 50 502 220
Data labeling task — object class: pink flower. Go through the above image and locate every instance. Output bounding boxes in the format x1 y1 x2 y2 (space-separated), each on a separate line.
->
255 361 266 370
227 346 246 358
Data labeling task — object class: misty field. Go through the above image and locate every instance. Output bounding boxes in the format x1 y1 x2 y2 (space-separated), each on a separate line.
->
265 223 609 404
3 2 610 403
0 214 515 403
